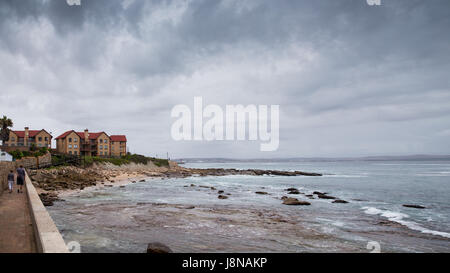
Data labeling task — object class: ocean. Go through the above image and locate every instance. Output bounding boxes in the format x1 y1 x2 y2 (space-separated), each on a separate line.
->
48 160 450 253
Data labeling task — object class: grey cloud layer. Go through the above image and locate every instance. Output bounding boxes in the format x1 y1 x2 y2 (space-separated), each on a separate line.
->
0 0 449 157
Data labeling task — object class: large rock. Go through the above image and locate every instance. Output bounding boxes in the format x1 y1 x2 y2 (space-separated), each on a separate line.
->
282 198 311 206
146 242 172 253
218 195 228 199
316 193 336 200
255 191 268 195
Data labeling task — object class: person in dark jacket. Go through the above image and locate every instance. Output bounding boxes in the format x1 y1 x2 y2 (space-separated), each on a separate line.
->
7 170 14 194
16 165 25 193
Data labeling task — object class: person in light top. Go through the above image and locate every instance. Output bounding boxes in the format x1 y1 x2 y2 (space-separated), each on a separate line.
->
7 170 14 194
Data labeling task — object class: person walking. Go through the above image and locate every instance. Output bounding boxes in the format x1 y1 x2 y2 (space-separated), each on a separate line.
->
16 165 25 193
7 170 14 194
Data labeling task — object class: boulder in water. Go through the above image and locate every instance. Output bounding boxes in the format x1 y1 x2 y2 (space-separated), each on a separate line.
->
282 198 311 206
317 193 336 200
146 242 172 253
332 199 349 204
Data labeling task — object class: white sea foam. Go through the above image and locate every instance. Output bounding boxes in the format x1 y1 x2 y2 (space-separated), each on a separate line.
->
362 207 450 239
325 174 369 178
415 172 450 177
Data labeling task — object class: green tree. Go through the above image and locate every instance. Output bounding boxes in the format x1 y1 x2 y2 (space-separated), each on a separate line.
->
0 115 13 146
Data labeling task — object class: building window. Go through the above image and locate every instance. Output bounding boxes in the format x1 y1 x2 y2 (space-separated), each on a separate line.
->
74 144 78 148
69 151 72 155
45 137 48 141
69 138 72 143
104 139 107 144
99 139 103 143
38 137 42 141
99 145 103 150
68 144 72 148
74 151 78 155
104 145 108 149
74 138 78 142
11 137 15 141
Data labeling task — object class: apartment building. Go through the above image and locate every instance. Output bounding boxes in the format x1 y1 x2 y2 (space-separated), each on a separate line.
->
55 129 126 157
2 127 52 149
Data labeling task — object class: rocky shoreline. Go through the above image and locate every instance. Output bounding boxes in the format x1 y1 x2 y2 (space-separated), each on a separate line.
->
28 162 322 206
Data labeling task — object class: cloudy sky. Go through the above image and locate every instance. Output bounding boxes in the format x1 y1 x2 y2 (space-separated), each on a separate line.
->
0 0 449 158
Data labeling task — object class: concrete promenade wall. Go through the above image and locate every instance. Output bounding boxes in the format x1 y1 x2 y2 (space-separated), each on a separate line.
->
25 172 69 253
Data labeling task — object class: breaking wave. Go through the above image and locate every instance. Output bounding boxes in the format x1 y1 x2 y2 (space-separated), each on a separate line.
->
362 207 450 239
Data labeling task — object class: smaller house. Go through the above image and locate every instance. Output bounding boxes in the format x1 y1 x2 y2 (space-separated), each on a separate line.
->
0 150 13 162
3 127 52 149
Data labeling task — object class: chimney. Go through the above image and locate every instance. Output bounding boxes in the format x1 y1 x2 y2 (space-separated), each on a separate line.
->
84 129 89 142
24 127 29 146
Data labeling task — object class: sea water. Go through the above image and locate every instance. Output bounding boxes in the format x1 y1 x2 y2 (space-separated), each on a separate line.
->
48 160 450 253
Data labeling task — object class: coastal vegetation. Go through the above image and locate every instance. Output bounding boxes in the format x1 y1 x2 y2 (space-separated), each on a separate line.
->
9 147 49 159
81 154 169 167
49 153 169 168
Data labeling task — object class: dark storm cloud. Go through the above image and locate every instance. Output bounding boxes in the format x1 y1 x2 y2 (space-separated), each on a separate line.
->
0 0 449 157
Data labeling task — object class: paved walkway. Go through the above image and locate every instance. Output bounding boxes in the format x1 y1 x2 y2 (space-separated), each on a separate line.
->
0 186 37 253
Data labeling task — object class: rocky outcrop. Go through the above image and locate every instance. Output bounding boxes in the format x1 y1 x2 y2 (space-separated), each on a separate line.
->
186 168 322 177
28 164 322 201
38 192 61 206
255 191 268 195
146 242 172 253
29 167 106 192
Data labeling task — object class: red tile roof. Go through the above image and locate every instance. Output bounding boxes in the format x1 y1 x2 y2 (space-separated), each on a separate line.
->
12 130 51 138
110 135 127 142
55 131 109 140
55 130 74 140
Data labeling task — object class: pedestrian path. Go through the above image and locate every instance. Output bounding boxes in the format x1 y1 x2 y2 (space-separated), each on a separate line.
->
0 187 37 253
